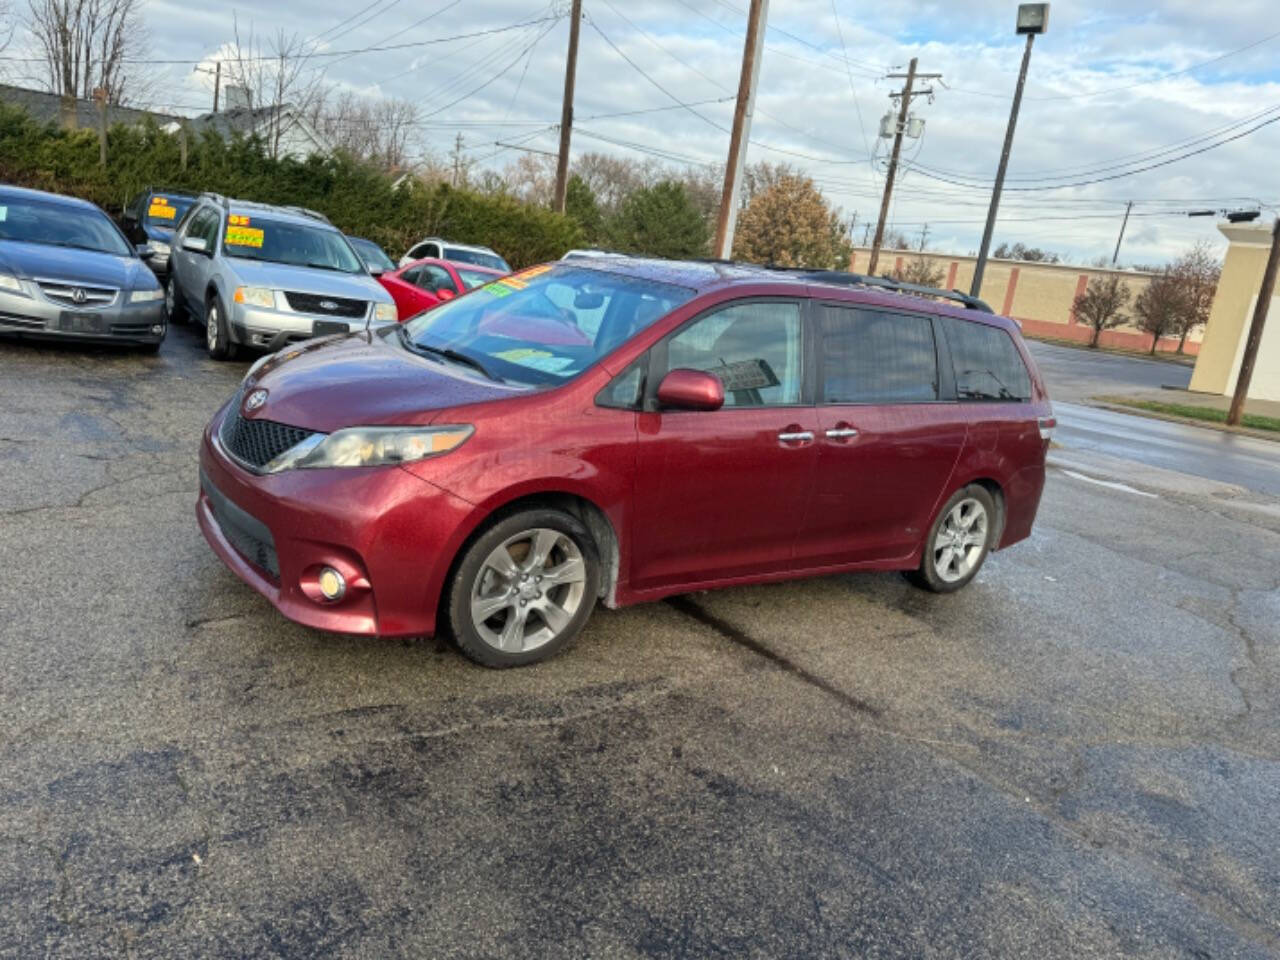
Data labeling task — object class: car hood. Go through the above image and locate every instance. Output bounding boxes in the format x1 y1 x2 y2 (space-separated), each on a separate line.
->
227 258 392 303
242 330 532 433
0 240 156 289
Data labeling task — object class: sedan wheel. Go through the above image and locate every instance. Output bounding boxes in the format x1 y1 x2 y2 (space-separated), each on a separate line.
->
448 509 600 667
165 276 183 322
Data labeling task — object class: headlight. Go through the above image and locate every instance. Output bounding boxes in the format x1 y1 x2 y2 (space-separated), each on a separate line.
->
374 302 397 324
148 240 171 256
129 288 164 302
266 425 473 471
0 273 26 295
234 286 276 308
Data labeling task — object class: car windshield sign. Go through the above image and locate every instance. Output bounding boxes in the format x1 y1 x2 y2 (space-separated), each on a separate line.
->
402 263 694 386
0 196 131 256
223 215 364 273
145 195 194 225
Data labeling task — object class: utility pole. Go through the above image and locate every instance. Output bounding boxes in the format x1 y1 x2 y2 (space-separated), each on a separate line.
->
1227 217 1280 426
552 0 583 214
867 59 939 275
971 5 1050 297
213 61 221 113
1111 200 1133 265
714 0 768 260
452 132 464 187
92 86 108 167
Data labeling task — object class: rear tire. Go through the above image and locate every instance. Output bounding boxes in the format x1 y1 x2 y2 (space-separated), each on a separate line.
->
907 484 998 593
446 508 600 668
205 295 237 361
165 275 186 324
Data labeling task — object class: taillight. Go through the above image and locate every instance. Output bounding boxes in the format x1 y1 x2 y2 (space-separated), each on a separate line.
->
1038 416 1057 440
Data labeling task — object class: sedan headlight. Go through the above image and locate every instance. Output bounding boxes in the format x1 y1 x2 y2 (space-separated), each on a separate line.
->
266 425 473 471
234 286 276 308
374 302 397 324
148 240 171 256
0 272 26 295
130 288 164 303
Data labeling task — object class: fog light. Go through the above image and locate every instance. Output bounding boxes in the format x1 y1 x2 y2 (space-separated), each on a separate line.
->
317 566 346 601
151 324 164 335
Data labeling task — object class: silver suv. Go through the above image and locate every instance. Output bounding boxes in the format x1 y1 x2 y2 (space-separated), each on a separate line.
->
167 194 396 360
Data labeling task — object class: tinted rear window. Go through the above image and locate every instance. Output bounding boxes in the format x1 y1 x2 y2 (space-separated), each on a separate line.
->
944 317 1032 401
820 306 939 403
445 247 509 271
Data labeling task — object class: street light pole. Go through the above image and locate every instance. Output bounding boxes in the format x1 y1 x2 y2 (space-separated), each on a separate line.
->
970 4 1050 299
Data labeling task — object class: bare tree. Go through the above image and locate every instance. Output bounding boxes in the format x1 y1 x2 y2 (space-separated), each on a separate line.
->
1072 274 1132 348
220 19 324 159
1168 241 1220 354
26 0 150 104
893 254 945 287
310 88 420 169
1133 269 1189 355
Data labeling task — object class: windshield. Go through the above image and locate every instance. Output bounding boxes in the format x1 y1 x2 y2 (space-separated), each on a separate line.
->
0 195 132 257
444 247 509 271
402 263 694 387
456 267 502 290
144 195 195 227
348 236 395 272
223 215 365 274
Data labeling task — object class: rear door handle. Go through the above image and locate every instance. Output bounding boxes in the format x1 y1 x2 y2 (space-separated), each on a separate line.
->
825 428 859 439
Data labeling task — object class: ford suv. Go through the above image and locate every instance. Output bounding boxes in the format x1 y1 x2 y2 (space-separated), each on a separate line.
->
197 258 1054 667
168 194 396 360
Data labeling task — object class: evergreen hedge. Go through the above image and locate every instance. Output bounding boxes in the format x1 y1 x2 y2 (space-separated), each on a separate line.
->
0 103 581 267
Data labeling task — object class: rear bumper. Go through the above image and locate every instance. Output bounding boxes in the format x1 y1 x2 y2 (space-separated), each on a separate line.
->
196 405 476 636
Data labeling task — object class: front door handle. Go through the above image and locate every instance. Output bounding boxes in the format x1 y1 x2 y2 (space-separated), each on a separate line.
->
777 430 814 444
825 427 859 439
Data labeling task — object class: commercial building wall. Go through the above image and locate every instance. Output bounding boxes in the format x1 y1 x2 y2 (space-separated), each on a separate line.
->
1189 223 1280 402
848 247 1202 355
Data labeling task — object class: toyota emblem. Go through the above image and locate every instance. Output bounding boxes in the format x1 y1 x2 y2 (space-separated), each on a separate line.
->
243 388 268 413
72 288 87 304
319 300 338 311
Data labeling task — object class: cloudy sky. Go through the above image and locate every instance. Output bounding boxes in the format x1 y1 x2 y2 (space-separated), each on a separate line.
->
38 1 1280 264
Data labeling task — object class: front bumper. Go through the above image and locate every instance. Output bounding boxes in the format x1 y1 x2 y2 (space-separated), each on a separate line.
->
196 404 476 637
229 301 393 351
0 288 165 344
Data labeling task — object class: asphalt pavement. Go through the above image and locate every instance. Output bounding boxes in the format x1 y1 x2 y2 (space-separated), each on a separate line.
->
1 328 1277 958
1025 339 1193 403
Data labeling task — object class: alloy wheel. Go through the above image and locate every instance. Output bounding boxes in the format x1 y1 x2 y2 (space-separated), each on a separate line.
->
469 528 587 653
933 497 988 583
165 278 176 316
206 304 218 352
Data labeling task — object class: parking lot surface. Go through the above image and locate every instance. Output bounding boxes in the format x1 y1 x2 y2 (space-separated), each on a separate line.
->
1 330 1278 958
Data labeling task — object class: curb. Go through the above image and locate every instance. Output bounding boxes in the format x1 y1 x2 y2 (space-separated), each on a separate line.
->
1084 399 1280 445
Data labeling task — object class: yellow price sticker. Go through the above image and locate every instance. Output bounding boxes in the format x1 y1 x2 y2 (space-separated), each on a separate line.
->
148 202 176 220
228 214 252 227
513 264 552 281
225 225 264 248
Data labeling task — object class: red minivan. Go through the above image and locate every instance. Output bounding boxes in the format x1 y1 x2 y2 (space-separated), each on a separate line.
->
198 259 1053 667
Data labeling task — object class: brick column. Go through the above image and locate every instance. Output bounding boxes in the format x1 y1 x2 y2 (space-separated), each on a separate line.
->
1001 267 1020 317
945 261 958 289
1068 273 1088 325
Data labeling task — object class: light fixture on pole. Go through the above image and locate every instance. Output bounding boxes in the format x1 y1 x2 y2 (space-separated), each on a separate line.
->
969 3 1049 299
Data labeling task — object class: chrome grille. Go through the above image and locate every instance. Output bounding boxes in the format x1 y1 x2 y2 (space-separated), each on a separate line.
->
35 279 118 309
219 400 316 472
284 291 366 319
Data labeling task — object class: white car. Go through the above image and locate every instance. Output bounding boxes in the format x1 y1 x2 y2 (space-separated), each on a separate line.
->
398 238 510 272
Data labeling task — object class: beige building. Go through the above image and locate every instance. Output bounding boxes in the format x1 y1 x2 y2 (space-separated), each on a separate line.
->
848 247 1203 355
1188 222 1279 402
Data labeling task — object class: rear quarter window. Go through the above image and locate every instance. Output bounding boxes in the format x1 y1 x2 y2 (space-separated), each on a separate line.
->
943 317 1032 401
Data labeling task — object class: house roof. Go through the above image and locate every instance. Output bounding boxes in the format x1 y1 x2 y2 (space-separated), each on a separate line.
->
183 104 332 157
0 83 182 130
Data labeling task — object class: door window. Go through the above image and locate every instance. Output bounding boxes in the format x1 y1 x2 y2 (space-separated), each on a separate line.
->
665 301 804 407
820 306 939 403
943 317 1032 401
413 265 454 292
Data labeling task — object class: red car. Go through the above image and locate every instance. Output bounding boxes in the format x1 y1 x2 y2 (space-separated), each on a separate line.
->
198 259 1054 667
377 257 505 321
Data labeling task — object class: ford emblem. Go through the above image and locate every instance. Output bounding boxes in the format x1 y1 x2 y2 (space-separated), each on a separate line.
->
244 388 268 413
319 300 338 311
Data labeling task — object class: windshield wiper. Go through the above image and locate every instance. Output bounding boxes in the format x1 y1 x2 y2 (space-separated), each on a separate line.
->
396 327 504 382
304 261 355 273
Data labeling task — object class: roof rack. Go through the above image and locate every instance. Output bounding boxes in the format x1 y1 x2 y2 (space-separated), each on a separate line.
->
785 268 994 313
281 205 333 225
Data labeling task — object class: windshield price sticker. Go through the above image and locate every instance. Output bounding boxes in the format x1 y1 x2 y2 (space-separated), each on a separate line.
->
226 224 264 248
228 214 252 227
148 197 177 219
481 282 514 298
513 264 553 281
498 276 528 291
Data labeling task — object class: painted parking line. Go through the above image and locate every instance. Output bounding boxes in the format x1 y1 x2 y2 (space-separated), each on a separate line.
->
1058 468 1158 498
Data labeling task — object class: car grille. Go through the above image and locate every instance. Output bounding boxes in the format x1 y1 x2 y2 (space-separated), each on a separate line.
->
200 470 279 581
219 399 316 472
35 279 118 309
283 291 367 319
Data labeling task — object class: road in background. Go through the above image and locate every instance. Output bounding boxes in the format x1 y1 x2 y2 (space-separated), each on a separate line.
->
1026 339 1192 403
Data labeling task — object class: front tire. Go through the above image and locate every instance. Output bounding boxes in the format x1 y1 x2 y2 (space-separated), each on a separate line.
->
165 275 186 324
205 295 237 361
446 508 600 668
908 484 998 593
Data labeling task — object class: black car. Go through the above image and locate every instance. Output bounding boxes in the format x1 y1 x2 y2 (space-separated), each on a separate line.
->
346 235 395 274
121 188 199 277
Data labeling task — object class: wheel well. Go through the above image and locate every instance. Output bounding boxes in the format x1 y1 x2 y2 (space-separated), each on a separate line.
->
969 477 1006 548
445 492 621 613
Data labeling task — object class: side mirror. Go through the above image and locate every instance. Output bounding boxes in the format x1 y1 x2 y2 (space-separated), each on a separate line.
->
656 368 724 411
436 288 455 301
182 236 209 255
136 244 155 260
368 266 385 278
